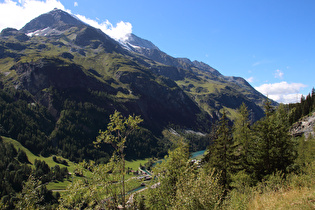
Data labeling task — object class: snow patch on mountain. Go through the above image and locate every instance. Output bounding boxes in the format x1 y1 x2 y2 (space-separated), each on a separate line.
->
26 27 50 37
122 33 159 51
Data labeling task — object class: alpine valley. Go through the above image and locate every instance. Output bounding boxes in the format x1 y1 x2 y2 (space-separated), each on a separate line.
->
0 9 275 162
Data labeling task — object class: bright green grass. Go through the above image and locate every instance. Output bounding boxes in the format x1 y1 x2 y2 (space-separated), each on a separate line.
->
116 91 139 99
46 180 72 191
224 107 241 122
125 158 150 171
176 77 226 95
0 57 15 72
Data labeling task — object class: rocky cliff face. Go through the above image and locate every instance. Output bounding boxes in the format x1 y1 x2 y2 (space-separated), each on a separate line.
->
290 112 315 138
11 58 117 95
125 34 160 51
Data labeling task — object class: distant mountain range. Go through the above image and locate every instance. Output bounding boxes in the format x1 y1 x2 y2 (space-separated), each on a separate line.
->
0 9 276 160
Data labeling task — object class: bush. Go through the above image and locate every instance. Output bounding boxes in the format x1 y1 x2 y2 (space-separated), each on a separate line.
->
52 156 68 166
17 149 30 164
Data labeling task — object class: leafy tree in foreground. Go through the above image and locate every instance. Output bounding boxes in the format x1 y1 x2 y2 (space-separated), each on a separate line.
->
145 138 189 209
174 167 223 209
94 110 143 209
59 111 142 209
143 137 223 209
15 175 58 209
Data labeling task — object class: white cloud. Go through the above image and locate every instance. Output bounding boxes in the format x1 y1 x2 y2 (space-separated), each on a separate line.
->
0 0 132 42
246 76 254 83
0 0 68 31
74 1 78 7
274 69 284 79
101 20 132 42
74 14 132 41
255 81 307 104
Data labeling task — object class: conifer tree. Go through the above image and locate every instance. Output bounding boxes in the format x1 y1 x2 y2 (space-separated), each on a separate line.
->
296 134 315 169
253 103 295 178
232 103 253 173
204 109 234 189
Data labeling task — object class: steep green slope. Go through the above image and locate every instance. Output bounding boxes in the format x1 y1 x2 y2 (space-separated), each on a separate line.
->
139 58 266 121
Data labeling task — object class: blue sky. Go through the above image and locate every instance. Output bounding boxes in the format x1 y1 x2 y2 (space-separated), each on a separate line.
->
0 0 314 103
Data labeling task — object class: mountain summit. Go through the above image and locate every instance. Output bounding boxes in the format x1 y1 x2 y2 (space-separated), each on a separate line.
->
124 33 160 51
20 9 85 34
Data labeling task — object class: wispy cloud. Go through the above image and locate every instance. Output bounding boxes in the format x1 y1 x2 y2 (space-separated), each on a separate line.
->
255 81 307 104
252 60 272 67
0 0 132 42
252 61 262 67
274 69 284 79
74 1 78 7
246 76 254 83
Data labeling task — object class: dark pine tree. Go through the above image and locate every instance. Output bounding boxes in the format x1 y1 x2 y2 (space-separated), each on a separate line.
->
253 102 295 179
204 109 234 189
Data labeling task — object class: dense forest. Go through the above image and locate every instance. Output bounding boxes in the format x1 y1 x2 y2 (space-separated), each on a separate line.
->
0 87 173 163
0 89 315 209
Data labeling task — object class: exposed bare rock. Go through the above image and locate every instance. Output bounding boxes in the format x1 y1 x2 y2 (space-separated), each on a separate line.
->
10 58 116 95
290 112 315 138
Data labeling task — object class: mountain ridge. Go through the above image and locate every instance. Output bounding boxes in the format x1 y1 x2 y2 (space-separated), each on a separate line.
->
15 9 272 110
119 27 275 114
0 9 275 161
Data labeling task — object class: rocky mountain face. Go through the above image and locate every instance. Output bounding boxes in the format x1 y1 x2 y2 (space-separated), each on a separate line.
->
122 32 272 121
290 112 315 138
124 34 160 51
124 35 222 77
0 9 274 160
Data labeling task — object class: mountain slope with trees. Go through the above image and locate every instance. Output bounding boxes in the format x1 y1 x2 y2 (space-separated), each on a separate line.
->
0 9 275 163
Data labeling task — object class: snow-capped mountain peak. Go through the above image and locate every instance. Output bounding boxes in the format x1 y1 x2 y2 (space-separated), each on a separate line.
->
123 33 160 51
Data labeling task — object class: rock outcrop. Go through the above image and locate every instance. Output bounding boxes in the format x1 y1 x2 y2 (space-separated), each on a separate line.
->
290 112 315 138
